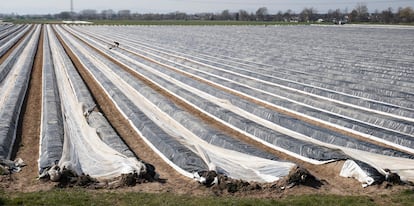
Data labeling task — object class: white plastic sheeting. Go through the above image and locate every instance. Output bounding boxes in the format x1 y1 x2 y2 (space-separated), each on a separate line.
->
341 148 414 183
47 26 145 180
340 160 375 187
57 25 297 183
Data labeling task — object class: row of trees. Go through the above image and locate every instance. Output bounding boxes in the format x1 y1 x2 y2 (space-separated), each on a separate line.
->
347 3 414 23
2 4 414 23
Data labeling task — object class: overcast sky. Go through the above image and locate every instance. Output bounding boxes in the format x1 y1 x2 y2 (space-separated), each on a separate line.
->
1 0 414 15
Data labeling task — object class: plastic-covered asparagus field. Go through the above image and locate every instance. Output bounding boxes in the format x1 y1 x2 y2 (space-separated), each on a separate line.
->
1 24 414 192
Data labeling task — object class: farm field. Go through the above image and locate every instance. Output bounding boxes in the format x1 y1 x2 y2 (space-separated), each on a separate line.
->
1 24 414 201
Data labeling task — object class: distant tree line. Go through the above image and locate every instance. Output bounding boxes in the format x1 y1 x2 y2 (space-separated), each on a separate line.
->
1 3 413 24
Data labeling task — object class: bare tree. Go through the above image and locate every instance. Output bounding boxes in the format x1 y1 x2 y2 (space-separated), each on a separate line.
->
381 7 394 23
300 7 317 22
237 10 249 21
221 10 232 20
273 11 283 21
398 6 414 23
371 9 380 22
327 9 342 20
354 3 369 21
283 9 293 21
256 7 268 21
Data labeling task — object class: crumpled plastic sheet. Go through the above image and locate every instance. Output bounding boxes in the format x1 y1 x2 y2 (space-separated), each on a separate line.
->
0 158 26 174
38 27 64 174
340 160 377 187
48 26 146 180
0 26 40 159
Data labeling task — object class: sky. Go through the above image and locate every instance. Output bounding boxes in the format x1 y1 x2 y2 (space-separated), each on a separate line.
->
1 0 414 15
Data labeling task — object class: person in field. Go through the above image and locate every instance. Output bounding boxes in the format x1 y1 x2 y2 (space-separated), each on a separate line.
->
109 41 119 50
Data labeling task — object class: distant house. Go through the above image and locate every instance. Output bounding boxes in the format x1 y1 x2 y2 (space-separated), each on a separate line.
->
289 16 300 23
332 18 347 25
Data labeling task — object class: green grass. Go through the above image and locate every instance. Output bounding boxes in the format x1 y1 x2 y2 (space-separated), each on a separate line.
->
1 189 413 206
390 189 414 206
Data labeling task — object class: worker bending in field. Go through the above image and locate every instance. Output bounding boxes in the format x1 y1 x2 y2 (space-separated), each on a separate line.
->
109 41 120 50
